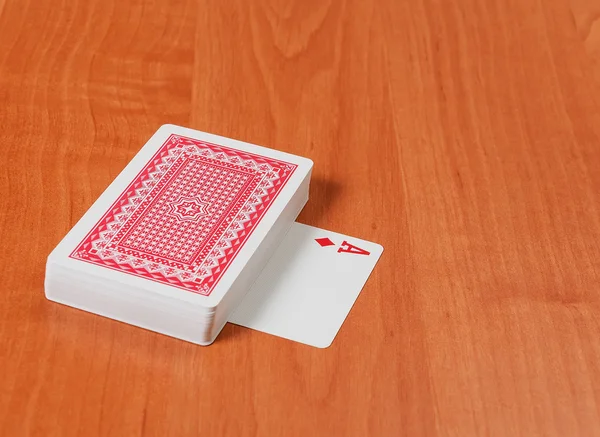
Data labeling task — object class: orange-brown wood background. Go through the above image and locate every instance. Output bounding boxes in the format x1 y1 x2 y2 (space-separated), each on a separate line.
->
2 0 600 435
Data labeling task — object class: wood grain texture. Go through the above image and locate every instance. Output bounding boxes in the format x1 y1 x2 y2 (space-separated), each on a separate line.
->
1 0 600 435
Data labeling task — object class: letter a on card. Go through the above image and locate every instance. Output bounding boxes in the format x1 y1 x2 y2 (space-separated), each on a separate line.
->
338 241 370 256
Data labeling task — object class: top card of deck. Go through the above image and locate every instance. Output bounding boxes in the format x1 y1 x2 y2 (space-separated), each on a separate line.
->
49 125 312 306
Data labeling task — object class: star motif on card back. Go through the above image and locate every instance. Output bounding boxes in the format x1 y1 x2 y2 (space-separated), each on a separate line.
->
169 197 210 222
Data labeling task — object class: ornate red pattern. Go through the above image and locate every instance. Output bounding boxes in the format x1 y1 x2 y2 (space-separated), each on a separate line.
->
70 135 297 295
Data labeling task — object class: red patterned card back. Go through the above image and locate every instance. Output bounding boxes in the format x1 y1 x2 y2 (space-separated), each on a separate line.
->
70 135 297 295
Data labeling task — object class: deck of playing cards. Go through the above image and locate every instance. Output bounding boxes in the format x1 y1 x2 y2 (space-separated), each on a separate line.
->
46 125 313 345
46 125 383 347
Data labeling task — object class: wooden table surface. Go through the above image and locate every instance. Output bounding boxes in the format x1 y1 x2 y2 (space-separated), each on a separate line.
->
2 0 600 435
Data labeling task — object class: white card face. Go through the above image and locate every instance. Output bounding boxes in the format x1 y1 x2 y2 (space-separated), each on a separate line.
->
229 223 383 348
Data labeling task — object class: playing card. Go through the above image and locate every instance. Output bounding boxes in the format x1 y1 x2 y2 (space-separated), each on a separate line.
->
229 222 383 348
46 125 313 344
69 130 302 297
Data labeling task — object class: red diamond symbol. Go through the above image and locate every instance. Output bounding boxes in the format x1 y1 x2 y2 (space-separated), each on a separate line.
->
315 237 335 247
